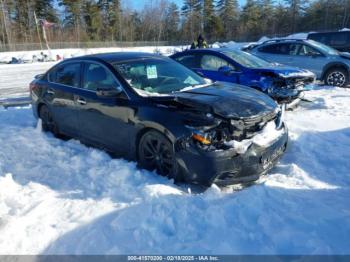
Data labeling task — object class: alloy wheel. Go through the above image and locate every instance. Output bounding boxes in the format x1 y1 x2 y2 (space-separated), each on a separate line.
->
139 131 175 177
327 71 346 87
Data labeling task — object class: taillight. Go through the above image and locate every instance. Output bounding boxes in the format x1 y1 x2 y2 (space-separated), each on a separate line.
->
29 83 36 94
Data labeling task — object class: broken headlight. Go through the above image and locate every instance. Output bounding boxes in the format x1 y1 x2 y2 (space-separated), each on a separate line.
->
274 104 285 130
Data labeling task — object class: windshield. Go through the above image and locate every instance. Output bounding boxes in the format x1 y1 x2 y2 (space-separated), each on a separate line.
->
308 40 339 55
113 58 207 95
223 50 272 68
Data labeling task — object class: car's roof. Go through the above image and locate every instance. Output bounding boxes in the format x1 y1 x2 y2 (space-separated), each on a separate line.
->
67 52 167 63
260 39 309 45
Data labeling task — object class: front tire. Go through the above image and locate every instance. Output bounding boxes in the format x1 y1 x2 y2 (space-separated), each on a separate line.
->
325 68 349 87
138 130 178 180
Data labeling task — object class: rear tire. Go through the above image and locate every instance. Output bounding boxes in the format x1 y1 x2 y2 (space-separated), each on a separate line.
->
39 105 60 137
324 68 349 87
138 130 179 180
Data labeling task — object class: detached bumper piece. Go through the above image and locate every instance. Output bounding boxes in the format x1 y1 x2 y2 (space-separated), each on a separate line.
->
177 126 288 186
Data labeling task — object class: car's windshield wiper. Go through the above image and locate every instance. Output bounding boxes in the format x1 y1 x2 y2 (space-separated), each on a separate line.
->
178 83 212 92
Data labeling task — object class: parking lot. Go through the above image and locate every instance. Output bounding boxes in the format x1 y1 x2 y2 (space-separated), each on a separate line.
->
0 62 350 254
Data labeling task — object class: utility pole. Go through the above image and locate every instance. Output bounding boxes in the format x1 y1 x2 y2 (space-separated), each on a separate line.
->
34 11 43 50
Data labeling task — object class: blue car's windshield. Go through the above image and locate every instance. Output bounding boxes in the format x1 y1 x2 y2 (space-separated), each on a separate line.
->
308 40 339 55
223 50 271 68
113 58 207 95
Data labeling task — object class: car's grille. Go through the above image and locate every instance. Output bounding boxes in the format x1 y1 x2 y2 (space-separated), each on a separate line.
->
230 111 277 140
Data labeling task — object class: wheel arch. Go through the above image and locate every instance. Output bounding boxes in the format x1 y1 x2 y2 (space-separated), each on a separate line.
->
37 102 47 117
321 62 350 80
134 124 180 161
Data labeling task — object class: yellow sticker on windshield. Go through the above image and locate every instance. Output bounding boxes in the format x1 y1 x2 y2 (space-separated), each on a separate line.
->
146 65 158 79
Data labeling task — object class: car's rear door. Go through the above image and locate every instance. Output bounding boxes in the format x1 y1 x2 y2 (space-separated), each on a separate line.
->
47 62 81 137
254 43 296 66
76 61 133 156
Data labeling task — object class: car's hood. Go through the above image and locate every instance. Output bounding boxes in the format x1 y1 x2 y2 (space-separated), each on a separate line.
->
156 83 278 119
251 66 315 79
340 52 350 60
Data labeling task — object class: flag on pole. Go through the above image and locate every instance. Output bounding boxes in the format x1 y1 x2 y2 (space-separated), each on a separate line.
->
40 19 56 28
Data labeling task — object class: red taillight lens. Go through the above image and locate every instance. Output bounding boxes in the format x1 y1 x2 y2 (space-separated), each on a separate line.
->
29 83 35 93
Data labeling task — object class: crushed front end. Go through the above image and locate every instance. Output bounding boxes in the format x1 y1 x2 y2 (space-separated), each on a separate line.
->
261 70 316 107
175 106 288 186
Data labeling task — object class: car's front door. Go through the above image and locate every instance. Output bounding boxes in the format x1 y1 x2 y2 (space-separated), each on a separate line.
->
76 61 134 156
291 44 326 78
196 54 240 83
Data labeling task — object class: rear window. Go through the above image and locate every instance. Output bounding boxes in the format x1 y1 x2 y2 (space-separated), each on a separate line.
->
259 43 301 55
175 55 199 68
49 63 81 88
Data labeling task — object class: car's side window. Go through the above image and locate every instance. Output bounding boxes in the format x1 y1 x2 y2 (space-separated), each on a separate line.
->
176 55 199 68
298 44 322 56
258 44 280 54
83 63 120 91
288 44 301 55
260 43 301 56
200 55 233 71
49 63 80 88
330 33 347 45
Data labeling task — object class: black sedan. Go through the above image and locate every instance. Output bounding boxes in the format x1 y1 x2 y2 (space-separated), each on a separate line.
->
30 52 288 186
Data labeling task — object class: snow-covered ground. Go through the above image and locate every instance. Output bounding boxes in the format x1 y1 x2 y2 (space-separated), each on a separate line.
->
0 61 350 254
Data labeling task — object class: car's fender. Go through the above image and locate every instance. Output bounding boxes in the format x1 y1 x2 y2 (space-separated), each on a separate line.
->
321 61 350 80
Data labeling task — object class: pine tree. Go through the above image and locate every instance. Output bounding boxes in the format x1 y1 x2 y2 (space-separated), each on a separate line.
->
34 0 58 23
284 0 309 33
217 0 239 40
83 0 102 41
98 0 121 41
240 0 262 40
164 3 180 41
257 0 275 36
59 0 82 41
181 0 202 40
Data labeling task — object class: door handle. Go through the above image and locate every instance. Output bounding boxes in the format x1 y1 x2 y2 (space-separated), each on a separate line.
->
47 89 55 95
76 98 86 105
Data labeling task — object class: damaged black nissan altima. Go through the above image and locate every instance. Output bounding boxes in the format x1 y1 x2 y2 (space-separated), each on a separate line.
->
30 52 288 186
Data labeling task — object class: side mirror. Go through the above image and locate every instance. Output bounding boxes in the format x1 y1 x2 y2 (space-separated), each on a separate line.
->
96 86 123 97
218 66 234 76
35 74 44 79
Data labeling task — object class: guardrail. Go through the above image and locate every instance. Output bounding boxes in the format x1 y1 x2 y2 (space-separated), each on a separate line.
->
0 96 31 108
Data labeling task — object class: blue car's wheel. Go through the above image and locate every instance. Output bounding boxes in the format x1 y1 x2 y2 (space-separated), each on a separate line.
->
325 68 348 87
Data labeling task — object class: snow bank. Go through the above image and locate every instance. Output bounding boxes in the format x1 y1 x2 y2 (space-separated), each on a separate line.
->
0 85 350 254
0 45 186 64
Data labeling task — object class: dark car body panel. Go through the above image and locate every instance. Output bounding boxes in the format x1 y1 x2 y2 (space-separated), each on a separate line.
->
31 52 288 186
308 31 350 52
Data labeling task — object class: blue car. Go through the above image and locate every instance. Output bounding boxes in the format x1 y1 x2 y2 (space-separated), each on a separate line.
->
170 48 315 103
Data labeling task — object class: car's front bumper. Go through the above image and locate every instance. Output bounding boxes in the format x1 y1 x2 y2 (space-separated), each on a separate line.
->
176 125 288 186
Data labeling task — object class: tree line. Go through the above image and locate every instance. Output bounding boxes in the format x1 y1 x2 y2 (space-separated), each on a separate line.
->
0 0 350 48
